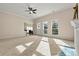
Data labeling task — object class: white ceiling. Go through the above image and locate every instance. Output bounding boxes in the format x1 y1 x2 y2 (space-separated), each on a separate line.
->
0 3 75 20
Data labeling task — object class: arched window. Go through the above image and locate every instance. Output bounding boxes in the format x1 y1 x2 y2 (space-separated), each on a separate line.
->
52 20 58 35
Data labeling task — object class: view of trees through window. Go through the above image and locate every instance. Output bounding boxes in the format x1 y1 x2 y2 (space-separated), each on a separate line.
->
52 21 58 35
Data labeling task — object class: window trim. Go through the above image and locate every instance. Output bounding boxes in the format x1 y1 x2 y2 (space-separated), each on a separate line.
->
52 20 59 35
43 21 48 34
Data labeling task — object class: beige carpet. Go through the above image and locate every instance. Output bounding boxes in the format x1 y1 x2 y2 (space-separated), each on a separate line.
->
0 35 74 56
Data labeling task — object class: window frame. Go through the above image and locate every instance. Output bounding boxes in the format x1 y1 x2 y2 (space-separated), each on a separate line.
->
52 20 59 35
43 21 48 34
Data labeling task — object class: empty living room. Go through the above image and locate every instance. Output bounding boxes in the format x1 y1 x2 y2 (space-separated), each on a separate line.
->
0 2 79 57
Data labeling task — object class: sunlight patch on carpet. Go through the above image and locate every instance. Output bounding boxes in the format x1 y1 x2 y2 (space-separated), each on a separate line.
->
59 46 75 56
53 38 75 56
36 37 51 56
53 38 69 46
41 37 48 42
25 41 33 46
16 45 26 53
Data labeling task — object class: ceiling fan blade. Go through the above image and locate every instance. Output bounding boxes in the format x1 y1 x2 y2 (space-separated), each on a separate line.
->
32 11 36 14
28 7 33 11
32 9 37 11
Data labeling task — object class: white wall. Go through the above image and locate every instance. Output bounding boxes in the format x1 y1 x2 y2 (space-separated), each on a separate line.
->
0 12 33 39
33 8 74 41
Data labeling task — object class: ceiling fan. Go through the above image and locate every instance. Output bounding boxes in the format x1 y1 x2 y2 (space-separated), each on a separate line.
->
25 5 37 14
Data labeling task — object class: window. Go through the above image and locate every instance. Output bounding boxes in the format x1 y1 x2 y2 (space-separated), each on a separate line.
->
37 23 41 29
27 26 33 33
43 21 48 34
52 21 58 35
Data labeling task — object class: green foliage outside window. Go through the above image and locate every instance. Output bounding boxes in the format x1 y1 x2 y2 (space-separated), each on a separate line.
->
52 22 58 35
